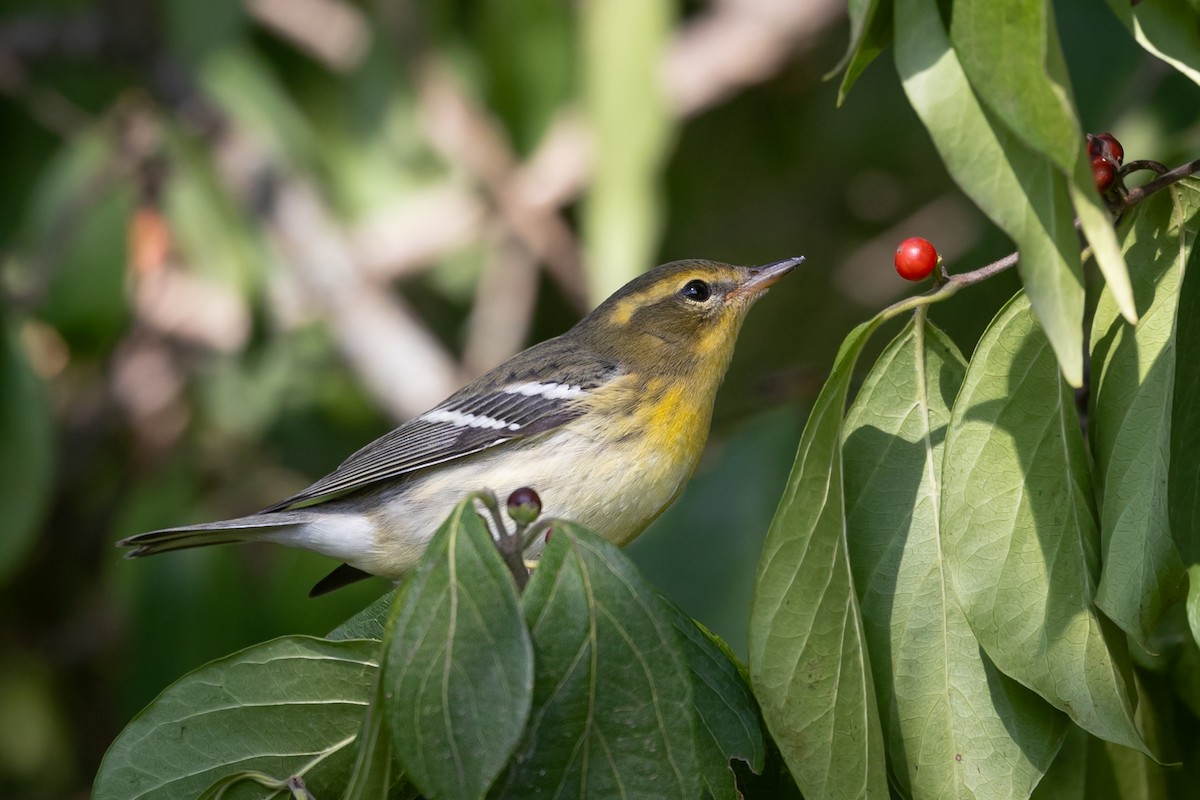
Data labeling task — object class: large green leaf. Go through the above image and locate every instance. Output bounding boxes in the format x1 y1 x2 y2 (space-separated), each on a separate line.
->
750 319 890 800
1170 189 1200 566
1090 184 1200 645
385 497 533 800
0 318 53 584
950 0 1135 324
658 595 765 800
941 292 1146 753
1105 0 1200 88
94 636 379 800
950 0 1080 174
894 0 1087 386
843 315 1067 800
491 522 700 799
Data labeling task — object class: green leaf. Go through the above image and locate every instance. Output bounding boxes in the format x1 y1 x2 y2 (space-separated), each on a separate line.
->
843 315 1068 799
0 318 53 584
1105 0 1200 88
1090 184 1200 645
950 0 1081 174
1081 673 1177 799
491 522 701 799
1032 725 1089 800
833 0 893 105
1170 187 1200 566
895 0 1086 385
941 291 1146 753
385 497 533 800
342 683 394 800
658 595 765 800
195 771 289 800
329 592 394 641
950 0 1136 318
1189 566 1200 651
94 636 380 800
750 319 890 800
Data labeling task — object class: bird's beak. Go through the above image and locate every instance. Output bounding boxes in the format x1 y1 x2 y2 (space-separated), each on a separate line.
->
734 256 804 299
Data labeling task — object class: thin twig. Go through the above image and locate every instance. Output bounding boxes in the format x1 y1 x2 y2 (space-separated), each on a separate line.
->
877 156 1200 322
1122 158 1200 208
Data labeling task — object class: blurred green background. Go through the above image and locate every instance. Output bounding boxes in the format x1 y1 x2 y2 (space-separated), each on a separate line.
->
0 0 1195 796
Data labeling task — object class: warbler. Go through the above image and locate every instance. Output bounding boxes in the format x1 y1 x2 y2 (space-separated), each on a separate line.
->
119 257 801 594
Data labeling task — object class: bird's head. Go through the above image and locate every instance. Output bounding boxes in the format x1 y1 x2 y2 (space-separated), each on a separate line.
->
577 257 802 377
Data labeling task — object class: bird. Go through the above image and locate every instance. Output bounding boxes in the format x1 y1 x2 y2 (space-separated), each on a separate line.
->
118 256 801 595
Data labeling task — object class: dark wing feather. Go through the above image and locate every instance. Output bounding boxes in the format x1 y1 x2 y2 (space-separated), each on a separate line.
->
260 347 621 512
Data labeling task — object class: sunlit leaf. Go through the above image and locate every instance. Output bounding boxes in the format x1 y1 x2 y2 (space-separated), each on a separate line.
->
1105 0 1200 88
750 319 890 800
491 522 700 799
844 315 1067 799
1090 183 1200 644
895 0 1086 385
94 636 379 800
950 0 1135 323
941 292 1146 753
385 498 533 800
950 0 1080 173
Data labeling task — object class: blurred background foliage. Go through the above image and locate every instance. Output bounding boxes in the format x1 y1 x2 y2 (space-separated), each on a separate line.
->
0 0 1196 796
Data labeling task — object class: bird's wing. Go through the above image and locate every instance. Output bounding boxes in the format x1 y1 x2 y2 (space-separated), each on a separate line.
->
260 359 620 512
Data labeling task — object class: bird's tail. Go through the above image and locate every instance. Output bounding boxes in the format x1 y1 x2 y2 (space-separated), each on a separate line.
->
117 511 315 558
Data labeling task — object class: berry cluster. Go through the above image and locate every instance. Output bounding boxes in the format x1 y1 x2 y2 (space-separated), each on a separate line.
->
1088 132 1124 194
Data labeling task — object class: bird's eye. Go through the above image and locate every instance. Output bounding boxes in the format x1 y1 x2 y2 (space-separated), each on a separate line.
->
679 279 712 302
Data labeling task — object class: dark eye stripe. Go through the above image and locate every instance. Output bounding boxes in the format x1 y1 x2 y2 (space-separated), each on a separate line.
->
680 279 712 302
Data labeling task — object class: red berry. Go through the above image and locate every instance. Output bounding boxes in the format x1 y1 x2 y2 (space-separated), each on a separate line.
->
894 237 938 281
1095 132 1124 164
1092 156 1115 192
1087 132 1124 169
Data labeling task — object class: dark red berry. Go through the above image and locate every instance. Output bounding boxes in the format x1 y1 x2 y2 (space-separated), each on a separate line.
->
506 487 542 525
1094 132 1124 164
1092 156 1116 192
894 237 938 282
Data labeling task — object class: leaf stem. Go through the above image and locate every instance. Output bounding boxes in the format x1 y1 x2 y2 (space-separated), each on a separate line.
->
472 491 530 591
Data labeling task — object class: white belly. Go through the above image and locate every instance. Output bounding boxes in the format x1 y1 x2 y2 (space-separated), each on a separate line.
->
285 427 697 578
